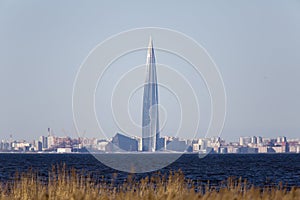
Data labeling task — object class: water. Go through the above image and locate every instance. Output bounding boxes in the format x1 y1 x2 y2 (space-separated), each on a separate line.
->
0 153 299 187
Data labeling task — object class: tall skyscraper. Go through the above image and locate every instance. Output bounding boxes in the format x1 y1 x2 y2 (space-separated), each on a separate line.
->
142 37 160 152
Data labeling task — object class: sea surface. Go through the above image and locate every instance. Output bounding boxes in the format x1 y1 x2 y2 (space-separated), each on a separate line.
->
0 153 299 187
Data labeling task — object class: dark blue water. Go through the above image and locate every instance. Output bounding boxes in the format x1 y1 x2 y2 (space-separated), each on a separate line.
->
0 153 299 187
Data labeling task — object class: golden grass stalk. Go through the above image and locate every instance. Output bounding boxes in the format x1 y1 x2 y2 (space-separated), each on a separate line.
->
0 165 299 200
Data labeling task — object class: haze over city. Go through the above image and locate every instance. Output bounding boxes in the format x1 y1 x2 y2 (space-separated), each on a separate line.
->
1 0 300 142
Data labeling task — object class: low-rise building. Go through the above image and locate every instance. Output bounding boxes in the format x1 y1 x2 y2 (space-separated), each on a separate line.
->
57 147 72 153
272 145 287 153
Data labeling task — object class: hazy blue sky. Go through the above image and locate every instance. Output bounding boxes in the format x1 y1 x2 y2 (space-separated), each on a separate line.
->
0 0 300 141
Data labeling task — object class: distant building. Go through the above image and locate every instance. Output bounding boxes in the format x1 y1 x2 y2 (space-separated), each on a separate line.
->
166 138 187 152
56 136 71 147
289 145 298 153
262 138 271 145
111 133 138 152
193 138 208 152
137 137 143 151
81 137 97 149
39 136 48 149
12 141 31 151
34 140 42 151
272 144 287 153
251 136 257 144
156 137 166 151
227 146 240 153
258 146 275 153
47 128 55 149
96 140 109 151
220 147 228 154
239 147 258 154
193 143 200 152
57 147 72 153
142 38 160 152
277 136 287 143
0 140 10 151
47 136 55 149
192 138 220 153
257 136 263 144
239 137 251 146
258 146 268 153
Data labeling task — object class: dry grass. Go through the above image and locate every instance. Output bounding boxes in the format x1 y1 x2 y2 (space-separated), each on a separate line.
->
0 165 299 200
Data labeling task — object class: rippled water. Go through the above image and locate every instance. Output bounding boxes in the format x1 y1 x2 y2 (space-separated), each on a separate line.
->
0 153 299 187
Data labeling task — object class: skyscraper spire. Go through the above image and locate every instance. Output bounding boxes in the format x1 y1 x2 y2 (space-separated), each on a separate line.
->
142 37 160 152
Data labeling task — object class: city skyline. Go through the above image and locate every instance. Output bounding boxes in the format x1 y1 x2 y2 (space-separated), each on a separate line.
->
1 128 299 154
2 128 300 143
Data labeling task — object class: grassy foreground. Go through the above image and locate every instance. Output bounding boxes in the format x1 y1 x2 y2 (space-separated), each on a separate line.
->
0 166 299 200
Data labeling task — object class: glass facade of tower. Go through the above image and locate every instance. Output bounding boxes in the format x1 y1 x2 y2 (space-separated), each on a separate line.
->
142 38 160 152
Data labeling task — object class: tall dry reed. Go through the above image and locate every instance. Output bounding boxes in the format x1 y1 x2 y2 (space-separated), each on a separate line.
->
0 165 299 200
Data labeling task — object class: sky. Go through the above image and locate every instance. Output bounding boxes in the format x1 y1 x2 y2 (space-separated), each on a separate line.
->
0 0 300 142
